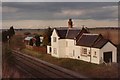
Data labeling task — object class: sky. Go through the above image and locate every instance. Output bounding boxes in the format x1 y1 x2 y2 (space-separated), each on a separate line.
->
2 2 119 29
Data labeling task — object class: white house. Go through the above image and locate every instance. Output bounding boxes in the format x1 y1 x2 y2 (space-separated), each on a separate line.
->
47 19 117 64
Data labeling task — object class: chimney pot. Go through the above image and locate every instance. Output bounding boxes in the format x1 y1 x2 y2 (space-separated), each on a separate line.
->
68 19 73 28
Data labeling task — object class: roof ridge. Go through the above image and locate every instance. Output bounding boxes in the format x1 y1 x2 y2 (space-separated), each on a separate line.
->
92 34 103 47
65 28 70 38
76 33 84 44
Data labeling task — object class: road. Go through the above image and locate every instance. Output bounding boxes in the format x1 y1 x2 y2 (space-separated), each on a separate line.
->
12 50 88 79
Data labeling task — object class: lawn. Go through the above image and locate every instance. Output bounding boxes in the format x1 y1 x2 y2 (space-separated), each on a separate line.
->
21 48 118 78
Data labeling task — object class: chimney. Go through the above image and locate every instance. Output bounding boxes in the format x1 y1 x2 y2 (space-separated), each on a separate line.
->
68 19 73 28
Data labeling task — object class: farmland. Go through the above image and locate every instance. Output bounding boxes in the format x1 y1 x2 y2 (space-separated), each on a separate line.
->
88 28 119 45
14 27 120 46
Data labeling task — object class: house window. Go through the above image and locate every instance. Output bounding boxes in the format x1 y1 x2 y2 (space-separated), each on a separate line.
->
81 48 87 57
49 47 51 53
53 48 57 54
93 51 97 58
83 48 87 54
53 37 56 42
94 51 96 55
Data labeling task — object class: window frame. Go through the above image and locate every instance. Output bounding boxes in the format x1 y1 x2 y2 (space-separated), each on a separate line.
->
53 37 57 42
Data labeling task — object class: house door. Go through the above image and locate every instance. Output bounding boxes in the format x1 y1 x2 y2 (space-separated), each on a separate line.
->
103 51 112 63
49 47 51 53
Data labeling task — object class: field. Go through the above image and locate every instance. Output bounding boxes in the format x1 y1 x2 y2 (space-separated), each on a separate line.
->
15 28 120 46
89 28 119 45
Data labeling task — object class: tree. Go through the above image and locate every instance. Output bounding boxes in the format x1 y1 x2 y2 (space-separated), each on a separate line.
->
2 31 8 42
29 39 33 46
47 27 52 43
8 26 15 38
43 27 52 46
35 35 40 47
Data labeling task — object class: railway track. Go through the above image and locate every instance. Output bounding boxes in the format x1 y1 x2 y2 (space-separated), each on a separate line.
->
12 50 88 79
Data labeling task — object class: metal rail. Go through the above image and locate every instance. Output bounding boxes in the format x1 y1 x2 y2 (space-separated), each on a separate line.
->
12 50 88 79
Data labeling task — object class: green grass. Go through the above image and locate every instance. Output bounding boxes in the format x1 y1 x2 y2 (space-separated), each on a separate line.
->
21 48 118 78
21 48 106 77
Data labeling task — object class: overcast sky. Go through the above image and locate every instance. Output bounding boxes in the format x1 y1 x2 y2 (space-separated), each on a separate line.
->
2 2 118 29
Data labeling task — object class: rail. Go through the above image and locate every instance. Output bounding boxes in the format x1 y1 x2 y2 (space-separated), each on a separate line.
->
12 50 88 79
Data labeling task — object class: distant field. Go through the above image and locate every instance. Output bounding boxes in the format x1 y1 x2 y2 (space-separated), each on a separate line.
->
15 29 46 36
15 28 120 45
89 29 119 45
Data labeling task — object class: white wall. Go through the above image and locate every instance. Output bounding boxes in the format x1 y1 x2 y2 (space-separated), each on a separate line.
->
65 39 76 58
91 48 100 64
51 29 59 58
48 29 117 64
76 46 100 64
80 46 91 62
100 42 117 63
74 46 81 59
58 39 67 58
47 45 51 54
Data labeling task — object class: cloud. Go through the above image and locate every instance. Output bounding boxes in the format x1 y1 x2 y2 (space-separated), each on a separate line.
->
79 6 118 20
2 2 118 29
2 2 118 21
2 6 18 13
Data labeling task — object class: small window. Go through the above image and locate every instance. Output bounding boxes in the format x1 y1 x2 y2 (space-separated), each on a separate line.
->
93 51 97 58
53 48 57 54
83 48 87 54
81 48 87 57
53 37 56 42
94 51 96 55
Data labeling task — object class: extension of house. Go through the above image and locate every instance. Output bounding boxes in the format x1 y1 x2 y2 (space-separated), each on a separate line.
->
47 19 117 64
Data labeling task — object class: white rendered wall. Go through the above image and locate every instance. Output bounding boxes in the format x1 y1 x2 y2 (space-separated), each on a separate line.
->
91 48 100 64
65 39 76 59
58 39 67 58
51 29 59 58
100 42 117 63
47 45 51 54
74 46 81 59
80 46 90 62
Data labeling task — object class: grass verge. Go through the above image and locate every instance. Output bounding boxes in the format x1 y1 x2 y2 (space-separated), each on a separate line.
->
21 48 118 78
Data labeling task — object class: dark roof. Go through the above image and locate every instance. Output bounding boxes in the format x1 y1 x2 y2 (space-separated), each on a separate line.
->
54 27 115 48
93 38 108 48
76 34 100 47
55 27 80 39
66 29 80 39
76 33 110 48
76 27 89 42
56 29 67 39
